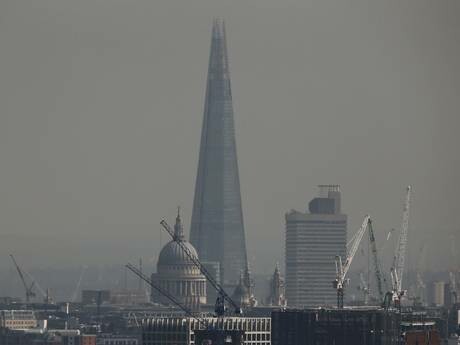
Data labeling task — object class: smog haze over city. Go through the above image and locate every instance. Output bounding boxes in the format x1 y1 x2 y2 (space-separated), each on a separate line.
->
0 0 459 300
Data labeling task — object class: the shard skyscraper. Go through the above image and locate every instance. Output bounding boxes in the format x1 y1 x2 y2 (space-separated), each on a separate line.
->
190 19 248 285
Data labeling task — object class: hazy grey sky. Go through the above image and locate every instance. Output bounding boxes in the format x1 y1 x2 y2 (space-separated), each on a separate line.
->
0 0 459 275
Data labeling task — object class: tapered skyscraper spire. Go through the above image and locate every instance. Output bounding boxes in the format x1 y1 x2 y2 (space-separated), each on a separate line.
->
190 19 248 285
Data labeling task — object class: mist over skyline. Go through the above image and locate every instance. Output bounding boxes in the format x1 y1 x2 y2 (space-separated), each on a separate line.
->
0 0 459 284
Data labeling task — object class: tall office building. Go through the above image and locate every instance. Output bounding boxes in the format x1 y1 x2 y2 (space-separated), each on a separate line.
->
285 185 347 307
190 19 248 285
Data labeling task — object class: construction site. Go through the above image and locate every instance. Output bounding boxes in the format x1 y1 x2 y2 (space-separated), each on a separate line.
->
2 185 459 345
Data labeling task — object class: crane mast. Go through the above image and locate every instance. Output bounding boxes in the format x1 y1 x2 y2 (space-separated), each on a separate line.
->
334 215 371 308
358 272 369 305
390 185 412 305
9 254 36 303
411 244 427 306
160 220 241 316
25 270 53 304
449 271 458 305
71 266 87 303
449 238 458 305
367 219 386 302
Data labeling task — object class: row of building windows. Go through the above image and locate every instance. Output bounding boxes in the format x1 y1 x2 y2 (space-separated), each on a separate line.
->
244 333 270 341
188 319 270 332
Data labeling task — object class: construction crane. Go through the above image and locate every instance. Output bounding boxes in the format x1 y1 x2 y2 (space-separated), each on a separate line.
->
71 266 87 303
9 254 36 303
449 238 458 305
127 262 247 345
409 244 427 306
390 185 412 308
414 271 426 305
333 215 371 309
367 219 386 302
357 272 369 305
125 263 209 328
449 271 457 305
160 219 242 316
10 255 53 304
24 270 53 304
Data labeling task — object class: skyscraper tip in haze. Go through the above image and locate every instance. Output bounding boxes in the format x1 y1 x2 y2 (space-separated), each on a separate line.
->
190 19 248 286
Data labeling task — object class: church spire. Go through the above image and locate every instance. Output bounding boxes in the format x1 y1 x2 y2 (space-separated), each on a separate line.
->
274 262 280 277
268 262 286 307
174 206 185 240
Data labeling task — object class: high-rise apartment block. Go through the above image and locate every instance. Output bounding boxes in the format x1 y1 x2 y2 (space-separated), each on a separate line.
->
285 185 347 307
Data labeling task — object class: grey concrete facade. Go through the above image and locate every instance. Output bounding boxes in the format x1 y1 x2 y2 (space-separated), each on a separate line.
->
285 185 347 307
190 19 248 285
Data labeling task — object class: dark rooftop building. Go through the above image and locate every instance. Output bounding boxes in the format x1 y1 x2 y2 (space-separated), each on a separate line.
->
272 307 400 345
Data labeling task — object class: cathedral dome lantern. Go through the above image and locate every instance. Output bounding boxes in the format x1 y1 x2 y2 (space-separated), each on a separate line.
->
157 209 200 267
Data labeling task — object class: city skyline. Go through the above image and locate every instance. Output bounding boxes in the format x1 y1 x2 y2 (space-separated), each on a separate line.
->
0 2 459 344
0 1 458 280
